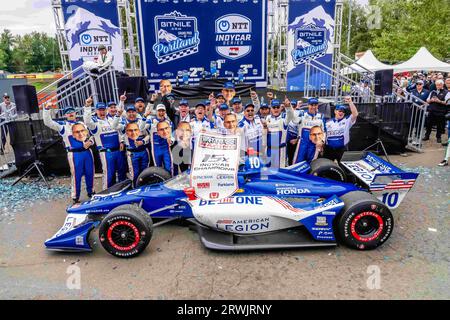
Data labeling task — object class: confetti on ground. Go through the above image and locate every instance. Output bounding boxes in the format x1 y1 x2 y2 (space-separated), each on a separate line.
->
0 178 70 220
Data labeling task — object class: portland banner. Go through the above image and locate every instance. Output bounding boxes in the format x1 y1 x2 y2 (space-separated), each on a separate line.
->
61 0 124 71
135 0 267 88
287 0 336 91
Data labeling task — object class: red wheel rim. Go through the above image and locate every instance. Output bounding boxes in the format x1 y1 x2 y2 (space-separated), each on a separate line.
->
350 212 384 242
107 220 141 251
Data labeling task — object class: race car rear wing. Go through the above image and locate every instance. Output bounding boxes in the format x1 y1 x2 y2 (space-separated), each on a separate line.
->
341 152 419 209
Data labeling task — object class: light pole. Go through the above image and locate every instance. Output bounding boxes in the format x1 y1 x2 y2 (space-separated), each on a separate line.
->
347 0 353 55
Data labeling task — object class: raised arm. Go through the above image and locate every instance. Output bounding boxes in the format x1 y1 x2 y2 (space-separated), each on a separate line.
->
43 103 64 133
250 90 260 114
83 97 97 130
345 96 359 122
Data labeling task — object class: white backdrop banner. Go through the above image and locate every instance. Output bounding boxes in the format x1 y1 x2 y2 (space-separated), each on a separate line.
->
190 132 240 201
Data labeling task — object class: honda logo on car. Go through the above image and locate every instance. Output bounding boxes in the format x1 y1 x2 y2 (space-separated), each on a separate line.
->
216 217 270 232
276 187 311 195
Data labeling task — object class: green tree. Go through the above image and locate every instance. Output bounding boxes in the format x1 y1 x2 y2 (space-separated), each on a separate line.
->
342 0 450 64
0 29 15 72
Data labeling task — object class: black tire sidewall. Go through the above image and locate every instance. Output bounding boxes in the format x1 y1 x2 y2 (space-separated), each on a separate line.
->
338 201 394 250
310 159 347 182
99 210 152 258
136 167 171 187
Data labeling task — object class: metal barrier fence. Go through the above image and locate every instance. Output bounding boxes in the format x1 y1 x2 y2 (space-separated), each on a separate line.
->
0 110 18 177
304 58 378 104
356 102 426 152
38 66 119 116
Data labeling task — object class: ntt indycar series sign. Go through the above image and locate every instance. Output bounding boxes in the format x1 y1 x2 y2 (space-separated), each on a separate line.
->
191 132 240 201
135 0 267 87
61 0 124 71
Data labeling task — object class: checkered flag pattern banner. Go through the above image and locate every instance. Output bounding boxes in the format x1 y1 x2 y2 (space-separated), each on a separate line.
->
294 52 326 66
157 47 199 64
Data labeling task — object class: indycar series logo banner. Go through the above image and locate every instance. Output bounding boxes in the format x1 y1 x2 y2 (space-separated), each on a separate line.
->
190 132 241 201
61 0 124 71
135 0 267 87
286 0 336 91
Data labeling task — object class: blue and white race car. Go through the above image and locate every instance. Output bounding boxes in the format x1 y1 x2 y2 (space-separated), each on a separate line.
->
45 152 418 258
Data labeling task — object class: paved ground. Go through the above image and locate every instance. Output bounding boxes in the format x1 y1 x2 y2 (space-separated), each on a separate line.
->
0 140 449 300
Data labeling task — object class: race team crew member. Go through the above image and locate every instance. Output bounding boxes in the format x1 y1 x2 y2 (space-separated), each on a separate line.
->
171 121 193 175
221 82 236 105
263 98 296 168
231 97 244 122
123 122 150 187
173 99 191 129
147 104 175 175
258 102 270 120
293 98 325 164
43 104 94 203
190 102 215 143
83 99 126 190
214 103 231 129
112 104 147 134
238 103 264 156
324 97 359 162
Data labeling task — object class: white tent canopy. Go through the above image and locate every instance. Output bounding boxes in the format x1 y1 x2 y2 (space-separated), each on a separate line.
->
341 50 393 75
393 47 450 73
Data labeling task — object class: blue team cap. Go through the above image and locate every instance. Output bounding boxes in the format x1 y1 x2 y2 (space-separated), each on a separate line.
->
219 103 229 110
223 82 235 90
216 92 224 99
291 99 298 106
126 105 136 112
204 100 211 106
335 104 348 111
179 99 189 106
107 101 117 107
308 98 319 105
63 106 76 115
95 102 106 110
231 97 242 104
135 97 145 103
195 102 206 108
260 103 269 108
244 102 255 109
271 99 281 107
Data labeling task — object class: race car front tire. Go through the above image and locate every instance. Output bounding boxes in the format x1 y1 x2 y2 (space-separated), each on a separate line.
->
98 204 153 258
336 191 394 250
310 158 347 182
136 167 172 188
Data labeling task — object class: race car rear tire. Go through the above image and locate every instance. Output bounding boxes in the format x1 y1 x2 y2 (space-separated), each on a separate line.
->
136 167 172 188
98 204 153 258
336 191 394 250
310 158 347 182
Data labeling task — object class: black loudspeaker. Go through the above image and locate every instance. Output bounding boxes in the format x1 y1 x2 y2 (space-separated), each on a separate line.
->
117 76 149 102
375 69 394 96
12 85 39 115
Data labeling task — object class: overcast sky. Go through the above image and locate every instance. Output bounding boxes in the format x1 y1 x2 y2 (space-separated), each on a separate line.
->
1 0 370 36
